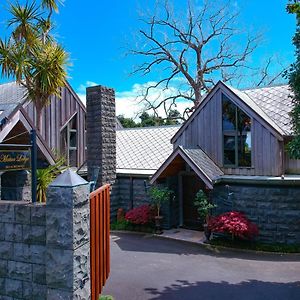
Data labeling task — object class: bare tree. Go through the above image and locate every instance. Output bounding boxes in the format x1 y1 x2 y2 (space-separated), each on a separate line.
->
131 0 283 120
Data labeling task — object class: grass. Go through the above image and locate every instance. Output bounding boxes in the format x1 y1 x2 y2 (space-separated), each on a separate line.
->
210 236 300 253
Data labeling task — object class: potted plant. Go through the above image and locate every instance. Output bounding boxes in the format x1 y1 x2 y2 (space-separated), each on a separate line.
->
194 190 216 242
149 186 173 234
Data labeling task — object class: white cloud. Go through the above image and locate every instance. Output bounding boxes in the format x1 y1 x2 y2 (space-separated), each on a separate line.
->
76 81 193 121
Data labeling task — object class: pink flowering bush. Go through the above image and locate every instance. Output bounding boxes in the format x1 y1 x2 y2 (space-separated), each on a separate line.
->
125 205 154 225
208 211 259 240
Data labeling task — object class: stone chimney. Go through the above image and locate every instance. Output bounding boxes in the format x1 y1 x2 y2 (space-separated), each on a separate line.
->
86 85 116 188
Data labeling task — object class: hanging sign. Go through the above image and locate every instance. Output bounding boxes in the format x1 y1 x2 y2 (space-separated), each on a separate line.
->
0 150 31 171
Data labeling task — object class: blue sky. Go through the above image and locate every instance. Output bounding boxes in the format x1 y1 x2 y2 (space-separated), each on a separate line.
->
0 0 297 118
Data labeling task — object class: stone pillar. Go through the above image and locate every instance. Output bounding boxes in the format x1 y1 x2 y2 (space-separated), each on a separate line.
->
86 85 116 188
46 169 90 299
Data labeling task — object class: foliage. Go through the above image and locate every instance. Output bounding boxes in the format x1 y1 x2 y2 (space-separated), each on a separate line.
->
210 236 300 253
286 0 300 158
125 204 154 225
117 110 180 128
193 190 216 222
148 186 173 217
99 296 114 300
208 211 259 240
36 156 66 202
110 218 130 231
0 0 68 131
111 217 154 233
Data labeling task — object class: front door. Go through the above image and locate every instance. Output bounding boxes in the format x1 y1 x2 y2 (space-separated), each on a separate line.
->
182 174 204 229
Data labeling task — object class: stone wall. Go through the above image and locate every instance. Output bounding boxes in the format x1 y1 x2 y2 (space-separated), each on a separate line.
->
212 182 300 244
86 85 116 188
0 201 47 299
111 176 177 229
0 170 91 299
1 171 31 201
117 177 151 211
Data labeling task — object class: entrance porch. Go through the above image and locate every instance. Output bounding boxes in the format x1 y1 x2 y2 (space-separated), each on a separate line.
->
151 146 223 230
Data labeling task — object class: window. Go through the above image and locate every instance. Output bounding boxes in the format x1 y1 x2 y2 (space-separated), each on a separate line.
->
60 115 78 167
222 95 251 167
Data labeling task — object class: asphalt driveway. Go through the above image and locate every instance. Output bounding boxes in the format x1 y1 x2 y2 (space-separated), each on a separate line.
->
102 232 300 300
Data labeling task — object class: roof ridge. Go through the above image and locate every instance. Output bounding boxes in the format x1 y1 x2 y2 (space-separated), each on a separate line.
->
241 83 289 91
117 124 181 131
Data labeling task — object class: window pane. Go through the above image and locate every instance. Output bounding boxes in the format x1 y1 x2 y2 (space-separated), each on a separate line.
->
224 135 236 165
222 95 236 130
237 108 251 167
60 127 68 155
69 130 77 148
238 132 251 167
237 109 251 132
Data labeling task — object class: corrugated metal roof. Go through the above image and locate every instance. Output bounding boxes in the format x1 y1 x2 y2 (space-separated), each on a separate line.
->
116 125 180 173
243 85 292 135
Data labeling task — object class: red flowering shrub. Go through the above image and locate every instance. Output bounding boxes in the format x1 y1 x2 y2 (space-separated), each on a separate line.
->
125 205 154 225
208 211 259 240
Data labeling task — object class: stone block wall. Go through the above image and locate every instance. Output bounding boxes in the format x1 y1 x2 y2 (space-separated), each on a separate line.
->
111 176 177 229
1 171 31 201
112 176 151 217
0 201 47 299
86 85 116 188
212 183 300 244
0 170 91 299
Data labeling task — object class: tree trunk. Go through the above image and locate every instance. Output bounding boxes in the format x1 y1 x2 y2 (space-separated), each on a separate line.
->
194 89 201 107
35 102 43 133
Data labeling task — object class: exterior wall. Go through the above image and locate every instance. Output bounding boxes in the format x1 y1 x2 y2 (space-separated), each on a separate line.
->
1 171 31 201
212 182 300 244
0 202 47 299
22 84 86 167
86 85 116 188
113 176 151 213
111 175 178 229
173 88 284 176
0 172 91 299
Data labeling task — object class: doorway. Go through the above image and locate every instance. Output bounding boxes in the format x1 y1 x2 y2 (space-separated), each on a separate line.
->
182 174 205 229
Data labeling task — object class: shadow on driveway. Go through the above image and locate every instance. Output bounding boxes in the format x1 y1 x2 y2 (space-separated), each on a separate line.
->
112 232 300 262
145 279 300 300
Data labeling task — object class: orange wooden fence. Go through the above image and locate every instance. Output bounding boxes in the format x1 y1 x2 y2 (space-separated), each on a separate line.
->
90 184 111 300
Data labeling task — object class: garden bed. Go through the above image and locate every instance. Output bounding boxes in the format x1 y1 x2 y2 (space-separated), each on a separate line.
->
111 219 154 233
209 236 300 253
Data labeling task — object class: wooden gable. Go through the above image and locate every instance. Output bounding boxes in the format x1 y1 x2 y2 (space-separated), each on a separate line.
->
172 81 284 176
22 82 86 167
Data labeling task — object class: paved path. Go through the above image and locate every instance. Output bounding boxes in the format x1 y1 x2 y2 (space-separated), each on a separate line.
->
103 232 300 300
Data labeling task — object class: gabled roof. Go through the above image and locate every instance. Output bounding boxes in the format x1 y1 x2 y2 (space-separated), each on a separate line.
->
116 125 180 175
243 85 292 135
0 107 55 164
0 82 27 120
150 146 224 188
172 81 292 143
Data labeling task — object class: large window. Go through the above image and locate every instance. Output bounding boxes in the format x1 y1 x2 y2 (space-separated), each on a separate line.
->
222 95 251 167
60 115 77 167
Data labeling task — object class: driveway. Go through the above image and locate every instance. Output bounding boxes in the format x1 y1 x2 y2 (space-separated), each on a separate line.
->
102 232 300 300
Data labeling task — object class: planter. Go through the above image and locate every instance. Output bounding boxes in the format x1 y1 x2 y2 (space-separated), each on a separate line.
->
154 216 163 234
203 223 211 243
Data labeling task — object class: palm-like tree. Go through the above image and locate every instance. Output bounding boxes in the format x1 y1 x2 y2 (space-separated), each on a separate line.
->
0 0 68 132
